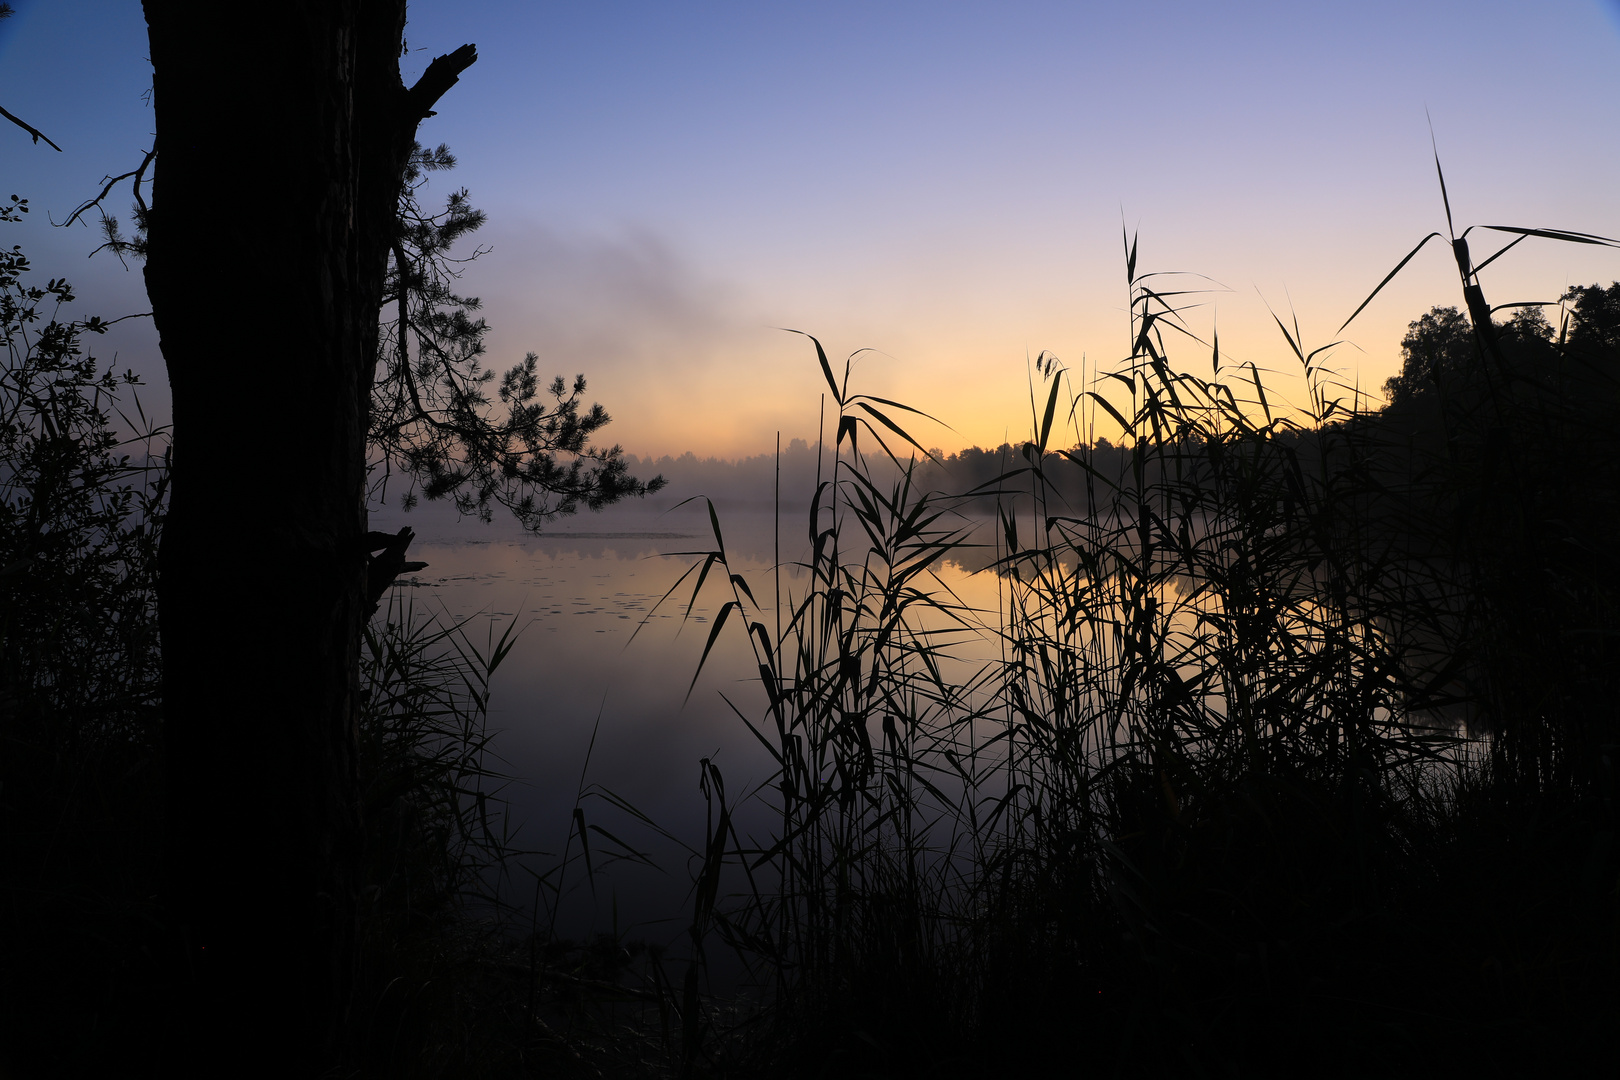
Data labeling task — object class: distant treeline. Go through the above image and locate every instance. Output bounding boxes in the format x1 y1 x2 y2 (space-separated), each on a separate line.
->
629 286 1620 523
621 439 823 511
624 436 1243 517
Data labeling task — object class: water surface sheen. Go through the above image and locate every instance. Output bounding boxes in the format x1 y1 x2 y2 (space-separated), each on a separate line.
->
368 500 998 938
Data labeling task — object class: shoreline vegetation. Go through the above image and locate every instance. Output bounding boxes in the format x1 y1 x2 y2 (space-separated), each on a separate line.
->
648 253 1620 1076
4 187 1619 1076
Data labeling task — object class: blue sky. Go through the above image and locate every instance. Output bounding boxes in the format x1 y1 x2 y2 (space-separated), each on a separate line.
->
4 1 1619 455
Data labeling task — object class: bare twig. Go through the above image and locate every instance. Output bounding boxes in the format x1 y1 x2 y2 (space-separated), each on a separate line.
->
59 148 157 230
0 103 62 151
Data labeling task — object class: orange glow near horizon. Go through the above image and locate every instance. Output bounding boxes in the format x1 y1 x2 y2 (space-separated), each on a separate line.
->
4 1 1618 462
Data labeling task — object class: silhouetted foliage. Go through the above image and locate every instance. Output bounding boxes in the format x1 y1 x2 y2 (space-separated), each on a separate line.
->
1381 303 1558 407
1561 279 1620 357
373 143 664 530
1381 305 1471 405
0 195 165 747
0 203 170 1072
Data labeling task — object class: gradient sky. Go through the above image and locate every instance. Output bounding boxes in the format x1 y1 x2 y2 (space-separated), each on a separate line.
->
4 1 1619 458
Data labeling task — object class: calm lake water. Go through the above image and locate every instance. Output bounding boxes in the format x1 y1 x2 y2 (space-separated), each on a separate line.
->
368 497 1004 942
369 491 1471 953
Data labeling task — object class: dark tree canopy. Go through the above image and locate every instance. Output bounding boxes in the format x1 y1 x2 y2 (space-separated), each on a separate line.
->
1381 306 1470 406
0 196 164 740
1560 281 1620 358
1381 301 1557 407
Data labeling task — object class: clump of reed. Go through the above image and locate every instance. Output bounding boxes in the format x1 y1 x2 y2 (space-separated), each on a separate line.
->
351 601 694 1079
346 599 530 1076
670 229 1620 1076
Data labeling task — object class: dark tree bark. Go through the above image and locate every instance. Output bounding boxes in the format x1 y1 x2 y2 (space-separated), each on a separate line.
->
140 4 473 1070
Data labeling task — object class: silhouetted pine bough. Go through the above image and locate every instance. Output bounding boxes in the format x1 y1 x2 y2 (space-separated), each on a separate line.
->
661 230 1620 1076
371 142 666 530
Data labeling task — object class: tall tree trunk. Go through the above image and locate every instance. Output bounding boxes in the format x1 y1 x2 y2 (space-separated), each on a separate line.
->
140 4 472 1070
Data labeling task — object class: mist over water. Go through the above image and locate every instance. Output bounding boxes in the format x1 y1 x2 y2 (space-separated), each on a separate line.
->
369 487 998 941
